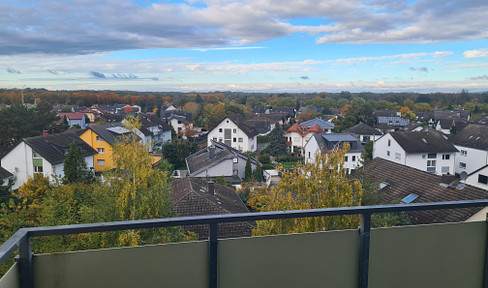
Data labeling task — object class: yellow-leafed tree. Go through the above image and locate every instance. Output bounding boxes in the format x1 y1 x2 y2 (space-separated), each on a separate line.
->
247 143 363 236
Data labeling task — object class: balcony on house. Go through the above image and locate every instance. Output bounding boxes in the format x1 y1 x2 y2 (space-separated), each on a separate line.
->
2 200 488 288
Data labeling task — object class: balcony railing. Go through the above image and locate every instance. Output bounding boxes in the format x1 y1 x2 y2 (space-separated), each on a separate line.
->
2 200 488 288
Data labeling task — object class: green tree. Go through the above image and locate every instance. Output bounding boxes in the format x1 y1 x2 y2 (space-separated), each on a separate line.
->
63 142 94 184
269 125 288 156
245 156 252 180
255 163 263 182
361 140 374 164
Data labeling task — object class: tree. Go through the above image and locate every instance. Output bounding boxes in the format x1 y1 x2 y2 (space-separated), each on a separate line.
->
63 141 94 184
245 156 252 180
361 140 374 164
269 125 288 156
255 163 263 182
399 106 417 121
247 143 363 236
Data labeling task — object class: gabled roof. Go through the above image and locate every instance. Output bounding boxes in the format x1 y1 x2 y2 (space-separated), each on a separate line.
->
171 177 253 238
161 110 193 122
58 112 85 120
389 131 458 153
0 166 13 179
245 119 271 134
23 131 97 165
312 133 364 153
186 140 259 176
139 114 171 136
224 114 258 138
448 124 488 150
345 123 382 135
87 123 139 146
363 158 488 224
436 118 468 130
374 110 400 117
250 116 277 124
284 123 324 137
299 118 334 129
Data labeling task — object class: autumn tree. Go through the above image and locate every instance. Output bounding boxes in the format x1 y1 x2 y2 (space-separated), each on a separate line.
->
399 106 417 121
247 143 363 236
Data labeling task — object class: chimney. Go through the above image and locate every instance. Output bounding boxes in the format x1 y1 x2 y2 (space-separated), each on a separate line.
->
209 146 215 159
207 181 215 195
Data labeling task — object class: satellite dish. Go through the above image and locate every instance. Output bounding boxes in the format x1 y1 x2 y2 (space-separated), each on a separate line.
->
460 171 468 181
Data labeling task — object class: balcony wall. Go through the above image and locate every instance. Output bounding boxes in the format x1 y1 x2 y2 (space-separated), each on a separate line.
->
0 221 486 288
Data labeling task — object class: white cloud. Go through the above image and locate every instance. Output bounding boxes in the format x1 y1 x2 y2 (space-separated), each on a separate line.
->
463 49 488 58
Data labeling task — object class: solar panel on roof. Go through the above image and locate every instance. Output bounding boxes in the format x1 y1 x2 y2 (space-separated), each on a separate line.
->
401 193 418 204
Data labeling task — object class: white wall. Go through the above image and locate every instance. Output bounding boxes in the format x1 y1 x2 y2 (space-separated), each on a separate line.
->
207 118 257 152
194 160 234 177
373 134 405 165
454 145 488 175
2 142 31 189
465 166 488 190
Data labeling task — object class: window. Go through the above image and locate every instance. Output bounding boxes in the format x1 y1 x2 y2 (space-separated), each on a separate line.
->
233 157 238 163
97 159 105 166
34 166 43 173
238 138 243 143
219 138 223 142
233 129 237 133
422 155 426 159
96 136 103 142
427 153 437 159
395 153 401 160
387 151 390 157
442 154 450 160
387 139 391 146
177 120 182 124
478 175 488 185
219 128 223 133
401 193 418 204
97 148 105 154
352 156 356 162
427 160 436 167
461 150 467 156
233 138 237 143
308 152 310 158
213 137 217 141
460 162 466 169
345 156 348 162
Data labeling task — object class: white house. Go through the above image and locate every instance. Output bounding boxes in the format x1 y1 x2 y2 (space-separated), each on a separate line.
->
0 132 97 189
464 165 488 190
125 115 172 151
299 118 335 133
186 140 260 181
304 133 364 174
373 130 458 176
207 114 258 152
58 112 87 129
283 119 333 156
448 124 488 175
344 122 383 144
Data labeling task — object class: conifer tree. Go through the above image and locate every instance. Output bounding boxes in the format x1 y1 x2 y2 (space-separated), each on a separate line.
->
269 125 288 156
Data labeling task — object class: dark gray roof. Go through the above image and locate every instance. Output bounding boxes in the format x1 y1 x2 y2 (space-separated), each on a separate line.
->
435 110 470 121
436 118 468 130
161 110 193 122
374 110 399 117
139 114 171 136
363 158 488 224
448 124 488 150
245 119 271 134
171 177 253 238
186 140 258 176
390 131 458 153
313 133 364 153
0 166 13 179
299 118 334 129
88 123 138 146
345 123 382 135
24 131 97 165
225 114 258 138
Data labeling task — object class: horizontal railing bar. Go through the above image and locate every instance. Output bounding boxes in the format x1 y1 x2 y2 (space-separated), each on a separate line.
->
2 199 488 267
24 199 488 237
0 229 28 265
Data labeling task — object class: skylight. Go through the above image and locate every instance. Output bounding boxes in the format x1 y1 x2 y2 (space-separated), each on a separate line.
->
401 193 418 204
422 138 427 143
379 182 389 189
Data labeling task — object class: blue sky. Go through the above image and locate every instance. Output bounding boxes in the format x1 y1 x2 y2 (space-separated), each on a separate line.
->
1 0 487 93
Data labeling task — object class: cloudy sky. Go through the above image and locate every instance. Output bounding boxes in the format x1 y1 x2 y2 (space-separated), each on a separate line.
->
1 0 487 92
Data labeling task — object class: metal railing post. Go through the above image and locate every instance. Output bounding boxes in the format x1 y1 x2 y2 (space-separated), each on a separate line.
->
358 213 371 288
18 233 33 288
209 223 218 288
483 214 488 288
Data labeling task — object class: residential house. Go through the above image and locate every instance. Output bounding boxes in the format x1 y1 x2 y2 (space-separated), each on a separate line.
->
435 118 468 134
345 122 383 143
448 124 488 175
79 123 139 172
464 165 488 190
186 140 260 181
373 130 458 175
171 177 253 238
364 157 488 223
283 123 324 155
0 167 13 186
0 131 97 189
161 110 193 137
249 116 276 135
304 133 364 174
58 112 87 128
299 118 334 133
126 115 172 151
207 114 258 152
374 110 410 131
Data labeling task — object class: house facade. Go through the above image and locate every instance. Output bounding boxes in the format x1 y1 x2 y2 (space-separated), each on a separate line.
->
304 133 364 174
448 124 488 175
58 113 87 129
207 114 258 152
1 132 96 189
345 122 383 144
373 130 458 175
283 123 324 155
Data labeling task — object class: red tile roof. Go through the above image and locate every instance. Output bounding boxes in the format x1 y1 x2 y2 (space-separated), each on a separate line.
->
284 123 324 136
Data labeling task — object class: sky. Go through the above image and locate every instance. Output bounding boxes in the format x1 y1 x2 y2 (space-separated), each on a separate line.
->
1 0 487 93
